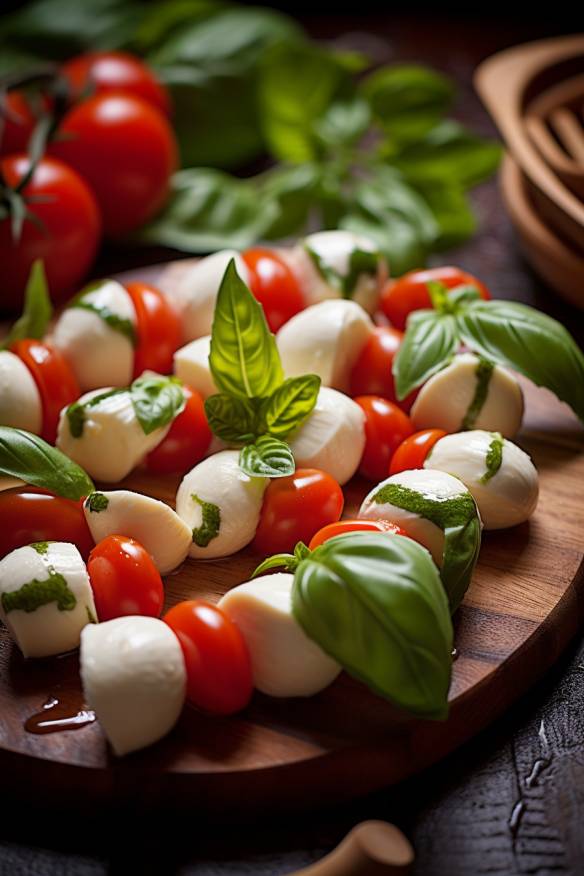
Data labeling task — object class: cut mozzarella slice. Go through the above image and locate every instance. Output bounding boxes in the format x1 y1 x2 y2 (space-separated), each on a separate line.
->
56 387 171 483
173 335 217 399
276 300 374 393
288 387 365 485
52 280 136 391
0 542 96 658
0 351 43 434
218 573 340 697
176 450 268 559
84 490 192 574
425 430 539 529
163 250 251 342
80 616 186 756
410 353 524 438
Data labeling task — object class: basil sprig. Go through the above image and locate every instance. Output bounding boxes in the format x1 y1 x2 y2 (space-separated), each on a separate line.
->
305 244 380 299
205 261 321 478
1 260 52 349
0 426 94 500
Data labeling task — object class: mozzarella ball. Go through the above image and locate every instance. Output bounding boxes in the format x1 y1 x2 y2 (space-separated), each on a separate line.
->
410 353 524 438
0 351 42 434
276 299 374 393
173 335 217 400
84 490 192 574
0 542 96 658
176 450 268 559
425 430 539 529
218 573 341 697
288 387 365 485
52 280 136 391
80 616 186 756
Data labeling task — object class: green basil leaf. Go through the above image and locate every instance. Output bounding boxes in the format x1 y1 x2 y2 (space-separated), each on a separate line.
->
263 375 321 438
204 393 258 444
0 426 94 500
258 163 323 241
252 539 311 578
2 260 52 348
312 95 371 150
292 532 453 718
131 0 219 53
405 177 476 249
130 374 186 436
209 259 283 400
457 300 584 423
393 311 459 400
239 435 295 478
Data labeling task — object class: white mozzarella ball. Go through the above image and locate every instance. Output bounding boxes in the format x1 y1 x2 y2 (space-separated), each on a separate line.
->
0 351 43 434
84 490 192 574
52 280 136 391
425 430 539 529
276 299 374 393
0 542 96 658
176 450 268 559
218 573 340 697
173 335 217 400
80 616 186 756
410 353 524 438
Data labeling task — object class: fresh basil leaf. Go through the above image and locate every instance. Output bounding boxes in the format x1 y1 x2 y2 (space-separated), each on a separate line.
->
312 95 371 150
259 163 322 241
405 177 476 249
292 532 453 718
393 311 459 400
210 260 284 400
252 539 311 578
457 300 584 423
2 259 52 348
204 393 258 444
131 0 220 53
71 292 137 346
130 375 186 436
262 374 321 438
239 435 295 478
0 426 94 500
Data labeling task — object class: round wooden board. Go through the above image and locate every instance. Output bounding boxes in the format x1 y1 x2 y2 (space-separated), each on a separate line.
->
1 259 584 813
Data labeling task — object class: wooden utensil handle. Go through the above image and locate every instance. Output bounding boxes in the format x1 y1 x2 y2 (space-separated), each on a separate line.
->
288 821 414 876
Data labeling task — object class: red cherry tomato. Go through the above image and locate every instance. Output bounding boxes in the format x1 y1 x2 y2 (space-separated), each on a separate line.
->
50 93 177 237
253 468 344 555
388 428 447 475
242 248 304 332
380 266 491 331
145 385 211 474
0 487 93 559
61 51 171 117
87 534 164 622
349 326 402 400
355 396 414 482
125 281 182 378
308 518 406 550
0 91 36 156
11 339 80 444
0 154 101 312
164 599 253 715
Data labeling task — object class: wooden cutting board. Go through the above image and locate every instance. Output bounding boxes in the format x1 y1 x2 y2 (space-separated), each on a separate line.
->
1 260 583 813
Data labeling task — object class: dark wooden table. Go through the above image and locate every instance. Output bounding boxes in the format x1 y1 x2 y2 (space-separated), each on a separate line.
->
1 11 584 876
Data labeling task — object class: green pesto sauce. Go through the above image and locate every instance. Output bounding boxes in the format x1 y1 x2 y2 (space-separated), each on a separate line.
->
71 299 137 346
31 541 49 555
461 358 494 431
191 494 221 548
85 492 109 513
2 570 77 614
372 482 476 530
66 388 127 438
86 606 97 624
480 433 504 484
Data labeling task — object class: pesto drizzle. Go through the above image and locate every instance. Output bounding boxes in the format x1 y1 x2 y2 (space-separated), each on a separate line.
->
191 494 221 548
2 570 76 614
85 492 109 513
372 482 476 529
461 358 494 430
71 299 137 346
480 432 504 484
31 541 49 555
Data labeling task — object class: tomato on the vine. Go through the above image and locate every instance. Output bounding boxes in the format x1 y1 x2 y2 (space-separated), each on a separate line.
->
355 396 414 482
0 92 36 156
242 247 304 332
308 518 406 550
0 487 94 559
125 281 182 378
87 535 164 622
388 429 447 475
146 385 211 474
164 600 253 715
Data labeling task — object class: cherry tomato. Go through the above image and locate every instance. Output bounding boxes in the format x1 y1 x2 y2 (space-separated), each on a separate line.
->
50 93 177 237
253 468 344 555
0 91 36 156
87 535 164 622
145 385 211 474
0 487 93 559
380 266 491 331
355 396 414 482
164 599 253 715
125 281 182 378
61 51 171 117
308 518 406 550
242 247 304 332
11 339 80 444
388 428 447 475
0 154 101 312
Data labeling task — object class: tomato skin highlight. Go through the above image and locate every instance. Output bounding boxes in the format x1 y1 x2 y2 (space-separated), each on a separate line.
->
164 600 253 715
87 535 164 622
380 266 491 331
253 468 344 555
145 385 211 474
355 396 414 482
308 518 406 550
125 281 182 378
389 428 448 476
242 247 304 332
0 487 94 559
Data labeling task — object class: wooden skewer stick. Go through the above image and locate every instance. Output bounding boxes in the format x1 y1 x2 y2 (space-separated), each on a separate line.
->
288 821 414 876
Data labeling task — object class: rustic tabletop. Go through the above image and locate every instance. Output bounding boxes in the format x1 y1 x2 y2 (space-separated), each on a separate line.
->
1 10 583 876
